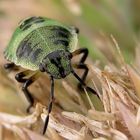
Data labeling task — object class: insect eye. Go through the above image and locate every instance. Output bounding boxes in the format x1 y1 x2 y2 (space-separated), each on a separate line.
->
50 59 55 64
68 53 72 59
57 57 61 61
39 64 45 72
74 27 79 34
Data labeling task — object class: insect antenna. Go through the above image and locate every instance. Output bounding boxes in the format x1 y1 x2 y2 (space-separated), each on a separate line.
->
43 76 54 134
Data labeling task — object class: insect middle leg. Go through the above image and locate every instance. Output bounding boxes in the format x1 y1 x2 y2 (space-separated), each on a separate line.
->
15 70 40 112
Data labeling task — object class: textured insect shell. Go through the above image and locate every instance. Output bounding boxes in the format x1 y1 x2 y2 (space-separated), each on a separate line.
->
4 17 78 71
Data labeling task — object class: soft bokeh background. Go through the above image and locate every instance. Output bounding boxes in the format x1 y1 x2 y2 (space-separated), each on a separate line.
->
1 0 140 64
1 0 140 139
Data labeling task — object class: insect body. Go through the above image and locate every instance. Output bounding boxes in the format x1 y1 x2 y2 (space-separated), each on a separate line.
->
4 16 97 134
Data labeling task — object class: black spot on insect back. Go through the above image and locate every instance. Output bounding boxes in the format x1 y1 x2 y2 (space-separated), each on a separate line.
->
51 26 69 34
19 16 45 31
51 26 70 38
50 26 70 37
74 27 79 34
49 30 69 39
16 38 33 58
30 48 42 63
56 30 69 38
53 40 69 47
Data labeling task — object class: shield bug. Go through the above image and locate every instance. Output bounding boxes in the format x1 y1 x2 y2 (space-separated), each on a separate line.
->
4 16 98 134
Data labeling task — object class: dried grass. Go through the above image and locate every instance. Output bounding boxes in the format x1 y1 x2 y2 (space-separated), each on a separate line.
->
1 48 140 140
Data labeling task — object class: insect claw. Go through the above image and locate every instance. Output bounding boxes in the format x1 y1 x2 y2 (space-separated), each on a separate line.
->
26 104 33 113
4 63 15 70
77 83 83 90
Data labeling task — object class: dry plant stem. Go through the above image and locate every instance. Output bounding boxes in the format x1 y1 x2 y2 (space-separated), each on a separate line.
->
88 109 116 121
0 103 50 140
0 125 3 140
126 65 140 101
111 35 139 106
117 101 140 140
47 127 63 140
92 138 108 140
0 103 43 128
41 113 88 140
12 126 30 140
84 88 95 109
136 106 140 125
87 63 140 139
62 112 128 140
23 128 50 140
1 61 140 140
105 76 116 128
62 80 88 114
89 64 139 110
91 79 102 100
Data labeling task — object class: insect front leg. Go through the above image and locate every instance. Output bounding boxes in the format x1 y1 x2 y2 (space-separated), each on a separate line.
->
43 76 54 135
72 48 89 89
15 71 40 112
15 70 32 82
4 62 19 71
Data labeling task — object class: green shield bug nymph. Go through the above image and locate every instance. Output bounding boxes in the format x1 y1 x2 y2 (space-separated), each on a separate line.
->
4 16 98 134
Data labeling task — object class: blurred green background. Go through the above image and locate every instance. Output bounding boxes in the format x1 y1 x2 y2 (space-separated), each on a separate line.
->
0 0 140 66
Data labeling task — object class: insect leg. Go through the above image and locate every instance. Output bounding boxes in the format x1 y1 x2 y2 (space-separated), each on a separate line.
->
15 71 40 112
72 48 88 63
4 63 15 69
73 63 88 89
43 76 54 135
71 70 98 97
4 62 19 71
15 70 32 83
72 48 89 89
